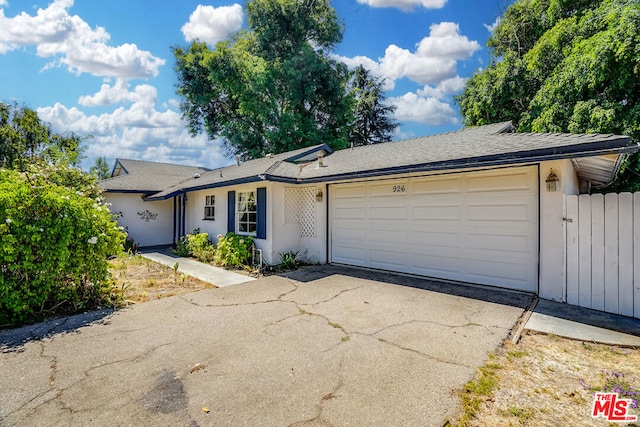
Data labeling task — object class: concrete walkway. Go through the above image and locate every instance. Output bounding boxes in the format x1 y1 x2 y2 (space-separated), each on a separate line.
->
525 298 640 346
140 250 255 288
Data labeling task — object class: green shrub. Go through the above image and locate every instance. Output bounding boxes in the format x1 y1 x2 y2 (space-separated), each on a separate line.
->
214 233 253 267
187 232 215 263
279 251 300 270
174 229 216 263
0 165 125 324
173 234 191 257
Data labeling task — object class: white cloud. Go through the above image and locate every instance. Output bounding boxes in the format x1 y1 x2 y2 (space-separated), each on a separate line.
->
0 1 8 7
181 4 243 45
37 94 230 170
390 92 458 126
0 0 164 78
78 79 157 107
337 22 480 89
418 76 467 99
356 0 446 12
484 17 501 33
416 22 480 59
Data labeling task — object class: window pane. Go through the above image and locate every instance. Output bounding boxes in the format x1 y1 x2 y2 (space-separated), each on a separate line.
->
238 223 248 232
239 213 248 222
248 223 257 233
249 213 257 223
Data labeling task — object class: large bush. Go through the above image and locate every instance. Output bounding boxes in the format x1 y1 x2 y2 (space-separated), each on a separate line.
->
0 164 125 323
214 233 253 267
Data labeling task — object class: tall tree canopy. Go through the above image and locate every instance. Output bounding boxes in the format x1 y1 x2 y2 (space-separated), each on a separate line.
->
0 102 85 170
348 65 398 147
175 0 353 160
457 0 640 191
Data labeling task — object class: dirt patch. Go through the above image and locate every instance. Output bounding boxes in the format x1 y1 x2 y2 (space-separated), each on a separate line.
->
453 332 640 426
110 255 215 304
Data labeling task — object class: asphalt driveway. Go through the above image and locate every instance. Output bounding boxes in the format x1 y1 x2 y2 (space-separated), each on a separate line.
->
0 266 532 427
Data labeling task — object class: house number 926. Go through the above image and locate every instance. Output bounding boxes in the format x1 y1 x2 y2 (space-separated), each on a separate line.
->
393 185 406 193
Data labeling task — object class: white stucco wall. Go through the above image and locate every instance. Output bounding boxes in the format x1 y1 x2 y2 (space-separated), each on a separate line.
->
538 159 579 301
186 182 328 266
270 183 327 265
105 193 174 247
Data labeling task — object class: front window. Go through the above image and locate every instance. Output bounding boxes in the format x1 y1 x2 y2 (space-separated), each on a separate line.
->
237 191 257 234
204 195 215 220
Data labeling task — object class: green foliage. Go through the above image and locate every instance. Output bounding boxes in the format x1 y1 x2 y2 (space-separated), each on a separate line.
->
173 229 216 263
173 236 191 257
279 250 300 270
90 156 111 180
0 165 125 324
187 232 216 263
214 233 253 267
347 65 398 147
457 0 640 191
0 102 86 170
174 0 359 160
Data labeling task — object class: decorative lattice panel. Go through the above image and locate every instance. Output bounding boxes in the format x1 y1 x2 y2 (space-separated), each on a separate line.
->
283 187 317 237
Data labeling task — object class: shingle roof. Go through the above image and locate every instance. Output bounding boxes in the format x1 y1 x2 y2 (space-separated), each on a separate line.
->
296 122 635 182
99 159 210 193
147 144 332 199
136 122 637 200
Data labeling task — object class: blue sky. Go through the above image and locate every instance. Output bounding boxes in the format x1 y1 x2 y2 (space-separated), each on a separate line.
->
0 0 512 170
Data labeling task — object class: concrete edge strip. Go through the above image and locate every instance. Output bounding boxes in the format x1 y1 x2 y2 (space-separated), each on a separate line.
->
510 296 539 345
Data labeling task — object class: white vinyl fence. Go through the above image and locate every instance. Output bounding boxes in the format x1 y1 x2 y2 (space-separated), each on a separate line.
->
565 193 640 319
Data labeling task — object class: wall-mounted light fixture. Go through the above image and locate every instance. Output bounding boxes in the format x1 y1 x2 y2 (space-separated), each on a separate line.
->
545 169 559 192
316 189 323 202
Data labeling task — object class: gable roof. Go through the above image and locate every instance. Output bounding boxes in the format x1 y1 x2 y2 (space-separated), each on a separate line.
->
99 159 210 193
136 122 636 200
146 144 333 200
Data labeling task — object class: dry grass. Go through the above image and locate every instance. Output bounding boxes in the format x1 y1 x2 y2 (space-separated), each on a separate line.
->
109 254 215 304
451 332 640 426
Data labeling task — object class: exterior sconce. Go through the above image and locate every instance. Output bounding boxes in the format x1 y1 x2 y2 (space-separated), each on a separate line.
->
545 169 559 192
316 190 323 202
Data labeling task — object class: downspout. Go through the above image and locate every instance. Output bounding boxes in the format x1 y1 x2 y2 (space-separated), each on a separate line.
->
173 196 177 247
181 190 187 238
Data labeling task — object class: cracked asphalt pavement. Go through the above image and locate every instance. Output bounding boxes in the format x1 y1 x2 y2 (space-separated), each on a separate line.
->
0 265 532 427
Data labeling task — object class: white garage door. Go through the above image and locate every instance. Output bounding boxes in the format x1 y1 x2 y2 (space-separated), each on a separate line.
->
330 167 539 292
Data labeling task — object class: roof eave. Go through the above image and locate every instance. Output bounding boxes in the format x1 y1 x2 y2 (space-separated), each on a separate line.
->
297 143 639 184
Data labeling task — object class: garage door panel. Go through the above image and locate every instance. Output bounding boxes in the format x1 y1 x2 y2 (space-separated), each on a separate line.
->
332 246 366 264
467 203 533 221
413 205 461 220
467 173 531 193
412 230 460 248
413 178 461 195
369 181 408 197
333 185 365 199
370 228 409 243
369 249 407 268
411 253 462 275
333 226 365 241
334 207 366 219
466 259 532 287
467 233 531 253
331 166 538 292
370 206 408 219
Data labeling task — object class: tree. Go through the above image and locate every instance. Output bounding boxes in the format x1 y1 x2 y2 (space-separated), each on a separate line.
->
0 102 85 169
347 65 398 147
90 156 111 180
174 0 354 160
457 0 640 191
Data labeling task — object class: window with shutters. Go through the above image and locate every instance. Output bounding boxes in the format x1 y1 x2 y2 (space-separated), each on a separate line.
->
237 191 257 234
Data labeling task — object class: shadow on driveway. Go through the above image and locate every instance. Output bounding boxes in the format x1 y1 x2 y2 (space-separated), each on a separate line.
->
0 309 115 354
282 264 535 309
